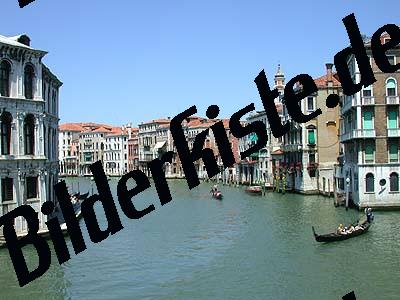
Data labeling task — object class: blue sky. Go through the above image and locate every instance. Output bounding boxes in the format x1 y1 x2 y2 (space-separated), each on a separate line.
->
2 0 399 125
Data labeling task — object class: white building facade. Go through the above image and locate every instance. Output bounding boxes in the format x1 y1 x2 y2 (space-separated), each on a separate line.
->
0 34 61 234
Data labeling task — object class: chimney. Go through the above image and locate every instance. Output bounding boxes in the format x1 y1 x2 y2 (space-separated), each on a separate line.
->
326 63 333 87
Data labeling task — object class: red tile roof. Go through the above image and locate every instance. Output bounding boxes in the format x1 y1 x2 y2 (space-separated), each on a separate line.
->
313 73 341 88
59 123 84 132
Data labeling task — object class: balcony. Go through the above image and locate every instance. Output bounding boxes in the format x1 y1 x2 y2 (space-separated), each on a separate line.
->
386 96 400 105
388 128 400 137
361 96 375 105
340 129 376 142
281 144 302 152
353 129 376 138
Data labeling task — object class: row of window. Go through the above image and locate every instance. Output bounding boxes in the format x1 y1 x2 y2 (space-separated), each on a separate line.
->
0 61 35 99
1 176 38 202
365 172 399 193
360 108 399 129
1 112 35 155
362 77 398 97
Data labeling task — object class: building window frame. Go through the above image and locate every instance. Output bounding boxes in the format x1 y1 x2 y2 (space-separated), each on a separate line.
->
386 77 397 97
364 142 375 163
26 176 38 199
389 142 399 163
390 172 399 192
1 177 14 202
387 55 396 66
307 96 315 112
24 64 35 100
0 60 11 97
365 173 374 193
24 114 35 155
1 111 12 155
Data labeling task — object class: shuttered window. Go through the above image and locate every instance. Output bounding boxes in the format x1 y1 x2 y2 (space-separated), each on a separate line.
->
26 176 38 199
308 130 315 145
365 144 375 163
1 177 13 202
389 143 398 162
388 110 398 129
363 111 373 129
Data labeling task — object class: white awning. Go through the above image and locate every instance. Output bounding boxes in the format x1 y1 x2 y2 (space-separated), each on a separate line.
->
154 141 167 150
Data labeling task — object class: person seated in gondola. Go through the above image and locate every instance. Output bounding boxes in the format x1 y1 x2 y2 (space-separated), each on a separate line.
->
337 224 344 234
347 224 355 233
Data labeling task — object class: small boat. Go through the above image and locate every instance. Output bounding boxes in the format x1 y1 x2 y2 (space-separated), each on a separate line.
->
79 192 89 200
312 220 372 243
211 191 223 200
245 185 262 195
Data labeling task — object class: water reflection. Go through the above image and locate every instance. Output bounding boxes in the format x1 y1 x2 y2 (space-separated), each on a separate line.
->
0 178 399 300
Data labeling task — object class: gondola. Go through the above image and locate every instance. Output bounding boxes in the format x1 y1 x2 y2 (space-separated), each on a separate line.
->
211 191 223 200
79 192 89 200
312 220 372 243
245 186 262 195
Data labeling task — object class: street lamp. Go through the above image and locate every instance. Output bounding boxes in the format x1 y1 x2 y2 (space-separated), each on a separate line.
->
345 177 350 211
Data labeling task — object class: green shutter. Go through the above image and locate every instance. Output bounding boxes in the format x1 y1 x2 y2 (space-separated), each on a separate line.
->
363 111 373 129
250 133 258 142
388 110 398 129
389 143 398 161
308 130 315 145
365 144 374 162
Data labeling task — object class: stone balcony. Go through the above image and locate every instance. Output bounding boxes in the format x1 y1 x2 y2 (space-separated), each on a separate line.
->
386 96 400 105
361 96 375 105
388 128 400 137
340 129 376 142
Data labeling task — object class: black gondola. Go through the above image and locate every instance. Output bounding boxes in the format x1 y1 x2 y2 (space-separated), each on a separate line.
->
79 192 89 200
312 220 372 243
211 191 223 200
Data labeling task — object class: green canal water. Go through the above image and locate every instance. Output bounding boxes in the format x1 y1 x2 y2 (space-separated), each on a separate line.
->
0 178 399 300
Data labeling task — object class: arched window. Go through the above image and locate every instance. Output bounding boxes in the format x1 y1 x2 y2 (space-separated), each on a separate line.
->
366 173 374 193
386 78 397 97
0 61 11 97
24 65 35 99
1 111 12 155
24 114 35 155
390 172 399 192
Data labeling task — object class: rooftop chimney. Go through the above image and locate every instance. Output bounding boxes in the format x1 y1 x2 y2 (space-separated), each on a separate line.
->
326 63 333 87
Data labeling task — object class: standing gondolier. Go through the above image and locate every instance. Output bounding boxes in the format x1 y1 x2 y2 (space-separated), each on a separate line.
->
365 207 374 223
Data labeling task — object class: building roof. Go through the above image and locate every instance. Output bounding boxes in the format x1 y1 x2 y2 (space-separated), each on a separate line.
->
59 123 84 132
313 73 341 88
0 34 47 56
140 118 170 125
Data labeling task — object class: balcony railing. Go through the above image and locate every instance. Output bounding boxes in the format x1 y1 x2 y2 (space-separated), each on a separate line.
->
388 128 400 137
361 96 375 105
353 129 376 138
340 129 376 142
281 144 302 152
386 96 400 105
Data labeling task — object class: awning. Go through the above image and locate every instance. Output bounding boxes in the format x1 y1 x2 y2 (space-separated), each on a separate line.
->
154 141 167 150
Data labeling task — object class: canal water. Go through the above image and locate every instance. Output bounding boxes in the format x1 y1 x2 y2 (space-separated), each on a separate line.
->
0 178 399 300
